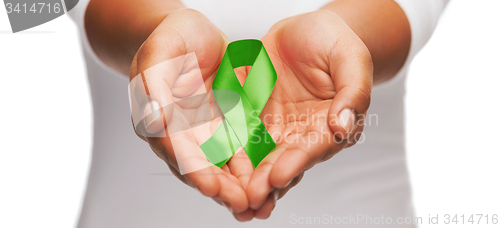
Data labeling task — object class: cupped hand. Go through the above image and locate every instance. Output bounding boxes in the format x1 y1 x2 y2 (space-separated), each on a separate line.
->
129 9 373 222
128 8 256 220
245 10 374 219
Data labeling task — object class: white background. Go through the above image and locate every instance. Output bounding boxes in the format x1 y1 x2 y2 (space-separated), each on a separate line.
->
0 0 499 227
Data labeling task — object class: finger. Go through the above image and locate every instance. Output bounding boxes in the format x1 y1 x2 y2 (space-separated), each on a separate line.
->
146 132 220 197
277 173 304 200
327 35 373 140
214 168 249 213
248 173 303 218
254 190 278 220
246 146 286 209
269 129 345 189
184 167 220 197
226 146 254 189
161 137 247 214
162 135 248 214
233 208 255 222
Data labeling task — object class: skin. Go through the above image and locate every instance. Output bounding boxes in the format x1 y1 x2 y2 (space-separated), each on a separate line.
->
85 0 410 222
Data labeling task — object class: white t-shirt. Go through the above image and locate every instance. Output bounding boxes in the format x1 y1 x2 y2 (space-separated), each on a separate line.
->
68 0 448 227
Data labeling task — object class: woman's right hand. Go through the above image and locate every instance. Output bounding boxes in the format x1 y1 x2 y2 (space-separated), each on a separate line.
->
128 9 255 220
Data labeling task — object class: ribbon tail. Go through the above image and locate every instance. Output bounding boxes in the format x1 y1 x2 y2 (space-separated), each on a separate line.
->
200 119 240 167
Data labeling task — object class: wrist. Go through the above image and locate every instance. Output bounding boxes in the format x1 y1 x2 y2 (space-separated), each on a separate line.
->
321 0 411 83
84 0 184 75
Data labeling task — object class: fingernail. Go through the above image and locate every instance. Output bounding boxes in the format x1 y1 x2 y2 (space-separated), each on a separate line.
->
273 190 279 201
284 179 293 188
145 101 161 129
339 109 355 134
222 201 234 213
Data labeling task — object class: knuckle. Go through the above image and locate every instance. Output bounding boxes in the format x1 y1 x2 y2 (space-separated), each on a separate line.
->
356 85 372 104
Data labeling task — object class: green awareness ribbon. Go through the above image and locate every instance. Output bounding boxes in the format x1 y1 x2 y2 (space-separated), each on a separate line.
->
200 39 277 168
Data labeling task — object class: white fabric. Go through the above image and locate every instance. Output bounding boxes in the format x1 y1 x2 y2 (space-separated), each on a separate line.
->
68 0 448 227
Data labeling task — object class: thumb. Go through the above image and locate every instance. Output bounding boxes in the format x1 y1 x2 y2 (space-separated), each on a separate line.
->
327 44 373 141
138 57 178 136
129 62 176 137
129 9 228 137
129 38 189 137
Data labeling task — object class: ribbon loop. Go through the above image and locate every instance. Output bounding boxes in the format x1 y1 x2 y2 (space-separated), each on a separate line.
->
200 39 277 168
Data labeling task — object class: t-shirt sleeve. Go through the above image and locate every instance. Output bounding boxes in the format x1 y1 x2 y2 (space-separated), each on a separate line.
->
67 0 124 76
393 0 450 65
66 0 450 79
66 0 89 27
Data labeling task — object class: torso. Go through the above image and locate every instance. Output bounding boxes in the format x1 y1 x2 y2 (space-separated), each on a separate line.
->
73 1 415 227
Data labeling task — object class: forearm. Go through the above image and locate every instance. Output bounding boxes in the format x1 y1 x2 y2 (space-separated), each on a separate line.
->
85 0 184 74
321 0 411 84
